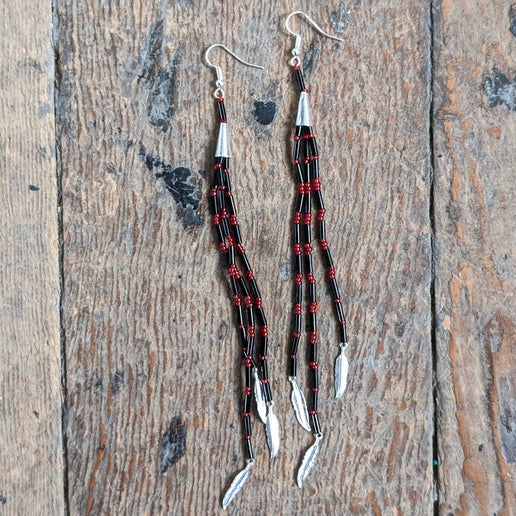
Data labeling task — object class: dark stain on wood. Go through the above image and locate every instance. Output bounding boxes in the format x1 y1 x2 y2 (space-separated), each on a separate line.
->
483 70 516 111
139 147 204 227
0 495 6 505
111 370 124 395
252 100 277 125
498 377 516 463
137 19 164 83
510 4 516 37
159 416 186 473
331 3 352 33
147 57 178 130
136 19 181 130
302 41 319 77
29 184 40 191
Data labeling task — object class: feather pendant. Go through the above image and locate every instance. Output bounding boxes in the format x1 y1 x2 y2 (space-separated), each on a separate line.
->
289 376 311 432
222 461 253 510
265 405 280 458
297 434 323 488
253 368 267 424
334 345 349 399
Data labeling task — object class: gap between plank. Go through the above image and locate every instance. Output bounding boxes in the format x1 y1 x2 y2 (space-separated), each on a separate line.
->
428 1 440 514
52 0 70 512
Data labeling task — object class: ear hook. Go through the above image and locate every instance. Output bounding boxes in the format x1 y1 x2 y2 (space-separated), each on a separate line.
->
204 43 264 99
285 11 344 66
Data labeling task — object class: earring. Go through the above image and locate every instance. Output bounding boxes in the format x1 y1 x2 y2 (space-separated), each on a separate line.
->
204 44 280 509
284 12 350 487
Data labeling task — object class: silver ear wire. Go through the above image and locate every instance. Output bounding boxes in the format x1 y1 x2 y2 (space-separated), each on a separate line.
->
285 11 344 66
204 43 264 98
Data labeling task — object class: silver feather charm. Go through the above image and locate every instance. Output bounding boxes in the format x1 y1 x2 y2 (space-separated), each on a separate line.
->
222 460 253 510
297 434 323 488
252 368 267 424
334 343 349 399
265 403 280 458
289 376 311 432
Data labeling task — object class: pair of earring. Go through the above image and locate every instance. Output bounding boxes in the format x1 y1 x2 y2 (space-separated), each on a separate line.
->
204 11 350 509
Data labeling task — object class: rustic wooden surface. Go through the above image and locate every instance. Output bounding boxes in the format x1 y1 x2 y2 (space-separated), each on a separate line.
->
0 0 514 514
0 0 64 514
433 1 516 514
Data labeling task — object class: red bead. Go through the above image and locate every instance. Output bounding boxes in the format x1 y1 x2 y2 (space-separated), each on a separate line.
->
249 326 255 338
294 135 301 141
255 297 262 309
317 209 326 221
328 267 336 279
310 332 317 344
244 296 252 308
310 410 317 415
293 332 301 338
229 214 237 225
236 244 245 255
233 295 241 306
213 213 220 225
307 272 316 284
312 387 319 392
245 387 251 395
245 435 251 440
312 178 320 191
310 361 318 369
290 353 297 359
214 163 222 169
293 211 301 224
261 379 268 384
295 274 303 285
294 303 301 315
320 239 328 250
246 270 255 281
309 302 317 313
260 325 268 337
294 243 302 256
243 412 250 417
303 243 312 255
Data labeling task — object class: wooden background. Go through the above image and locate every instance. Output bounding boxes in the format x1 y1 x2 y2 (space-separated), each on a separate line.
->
0 0 514 514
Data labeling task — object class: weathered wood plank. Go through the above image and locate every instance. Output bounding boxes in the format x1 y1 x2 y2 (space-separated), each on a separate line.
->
432 0 516 513
0 1 64 513
57 1 433 513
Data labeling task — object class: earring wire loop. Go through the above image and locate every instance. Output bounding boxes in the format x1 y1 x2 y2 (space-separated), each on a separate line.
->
285 11 343 65
204 43 264 98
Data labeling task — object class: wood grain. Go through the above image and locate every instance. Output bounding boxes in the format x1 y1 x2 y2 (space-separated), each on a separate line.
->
55 1 434 513
432 0 516 513
0 0 64 513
